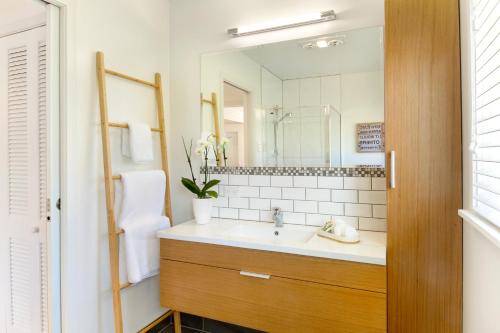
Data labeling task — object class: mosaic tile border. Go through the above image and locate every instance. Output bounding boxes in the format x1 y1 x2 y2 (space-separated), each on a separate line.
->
203 166 385 177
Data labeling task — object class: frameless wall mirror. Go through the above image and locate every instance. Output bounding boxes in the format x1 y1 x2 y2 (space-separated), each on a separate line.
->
201 26 384 168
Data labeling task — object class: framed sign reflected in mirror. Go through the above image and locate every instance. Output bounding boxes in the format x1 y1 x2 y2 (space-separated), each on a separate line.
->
201 26 384 169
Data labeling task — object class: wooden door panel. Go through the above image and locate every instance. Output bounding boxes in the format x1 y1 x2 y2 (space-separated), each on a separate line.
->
385 0 463 332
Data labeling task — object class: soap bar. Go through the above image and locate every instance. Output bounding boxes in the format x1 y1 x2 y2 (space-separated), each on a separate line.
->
334 224 346 237
344 226 359 241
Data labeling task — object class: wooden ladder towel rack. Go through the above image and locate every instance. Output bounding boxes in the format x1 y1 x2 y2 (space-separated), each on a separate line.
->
201 92 222 166
96 51 181 333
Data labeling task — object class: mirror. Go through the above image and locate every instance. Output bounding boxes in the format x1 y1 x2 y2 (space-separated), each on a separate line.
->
201 26 384 168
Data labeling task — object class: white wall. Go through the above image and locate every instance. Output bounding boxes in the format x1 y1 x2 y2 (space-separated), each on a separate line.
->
201 51 262 165
62 0 170 332
341 71 384 166
261 67 282 109
463 224 500 333
170 0 384 223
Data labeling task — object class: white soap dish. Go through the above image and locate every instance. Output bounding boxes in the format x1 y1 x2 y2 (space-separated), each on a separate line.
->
317 220 360 244
316 229 360 243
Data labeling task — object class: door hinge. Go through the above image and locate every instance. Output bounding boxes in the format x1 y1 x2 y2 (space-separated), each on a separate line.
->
56 198 61 210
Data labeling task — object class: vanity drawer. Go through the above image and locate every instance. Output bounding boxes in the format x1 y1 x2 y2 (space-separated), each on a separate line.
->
160 239 386 293
160 259 386 333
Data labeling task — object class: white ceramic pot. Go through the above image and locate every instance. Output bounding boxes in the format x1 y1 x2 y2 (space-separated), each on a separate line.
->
192 198 214 224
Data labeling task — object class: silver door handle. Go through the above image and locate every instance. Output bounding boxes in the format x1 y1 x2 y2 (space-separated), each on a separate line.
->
239 271 271 279
390 150 396 189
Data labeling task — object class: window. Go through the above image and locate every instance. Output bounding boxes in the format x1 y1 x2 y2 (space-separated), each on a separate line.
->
464 0 500 227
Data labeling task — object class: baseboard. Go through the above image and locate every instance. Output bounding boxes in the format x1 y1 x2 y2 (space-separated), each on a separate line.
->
138 310 173 333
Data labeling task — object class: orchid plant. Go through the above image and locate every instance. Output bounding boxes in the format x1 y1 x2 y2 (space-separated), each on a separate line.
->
220 137 230 166
181 136 219 199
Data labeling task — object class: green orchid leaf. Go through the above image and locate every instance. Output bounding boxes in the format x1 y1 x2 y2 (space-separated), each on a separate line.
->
201 179 220 192
181 177 201 196
206 190 218 198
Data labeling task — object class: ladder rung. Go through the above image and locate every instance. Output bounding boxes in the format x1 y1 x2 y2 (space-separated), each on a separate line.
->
112 175 121 180
108 122 161 133
104 69 156 87
201 98 213 104
120 282 132 290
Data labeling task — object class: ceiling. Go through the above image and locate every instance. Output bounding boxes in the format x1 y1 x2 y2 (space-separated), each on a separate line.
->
1 0 45 29
242 26 383 80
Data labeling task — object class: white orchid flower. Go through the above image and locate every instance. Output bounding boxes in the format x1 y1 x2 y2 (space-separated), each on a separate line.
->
196 139 209 148
207 134 216 143
195 147 204 155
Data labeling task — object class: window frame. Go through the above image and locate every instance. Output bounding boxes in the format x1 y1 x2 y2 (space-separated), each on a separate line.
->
459 0 500 247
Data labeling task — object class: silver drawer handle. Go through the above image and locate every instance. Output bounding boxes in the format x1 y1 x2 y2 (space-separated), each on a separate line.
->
239 271 271 279
390 150 396 189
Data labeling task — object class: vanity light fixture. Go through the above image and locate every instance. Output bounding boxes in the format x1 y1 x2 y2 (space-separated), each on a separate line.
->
316 40 329 48
227 10 336 37
301 36 345 49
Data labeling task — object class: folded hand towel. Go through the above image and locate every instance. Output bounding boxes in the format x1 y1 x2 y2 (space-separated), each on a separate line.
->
121 129 131 158
121 123 154 163
118 170 169 283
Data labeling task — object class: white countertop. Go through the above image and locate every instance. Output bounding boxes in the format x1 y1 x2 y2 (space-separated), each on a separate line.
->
157 218 386 265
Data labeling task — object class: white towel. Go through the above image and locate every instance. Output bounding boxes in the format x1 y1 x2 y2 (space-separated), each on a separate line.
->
118 170 170 283
121 123 154 163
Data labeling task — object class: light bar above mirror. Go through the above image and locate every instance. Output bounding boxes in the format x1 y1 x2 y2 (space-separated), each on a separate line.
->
227 10 337 37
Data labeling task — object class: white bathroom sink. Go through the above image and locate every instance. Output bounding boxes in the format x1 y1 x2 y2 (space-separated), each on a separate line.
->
222 223 316 244
157 218 387 265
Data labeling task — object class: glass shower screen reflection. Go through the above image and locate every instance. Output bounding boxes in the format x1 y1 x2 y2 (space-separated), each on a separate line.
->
264 105 341 167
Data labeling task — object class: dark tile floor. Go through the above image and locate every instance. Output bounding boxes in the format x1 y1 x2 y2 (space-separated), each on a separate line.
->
150 312 265 333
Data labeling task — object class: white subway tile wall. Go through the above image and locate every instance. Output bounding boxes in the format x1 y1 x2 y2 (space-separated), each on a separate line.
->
372 205 387 218
306 188 330 201
229 174 249 186
228 197 249 209
239 209 260 221
359 217 387 232
318 176 343 189
249 198 271 210
271 176 294 187
249 175 271 186
306 214 331 226
318 202 344 215
344 177 371 190
271 199 294 212
371 177 387 191
345 203 372 217
331 189 358 203
214 196 228 207
294 200 318 213
283 212 306 224
293 176 317 188
359 191 387 204
260 187 281 199
211 174 387 232
212 174 228 185
237 186 260 198
219 208 238 219
282 187 306 200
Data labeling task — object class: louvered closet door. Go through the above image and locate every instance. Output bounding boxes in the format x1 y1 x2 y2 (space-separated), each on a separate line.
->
0 26 48 333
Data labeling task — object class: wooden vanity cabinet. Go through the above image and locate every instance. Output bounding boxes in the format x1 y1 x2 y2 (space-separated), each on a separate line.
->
160 239 387 333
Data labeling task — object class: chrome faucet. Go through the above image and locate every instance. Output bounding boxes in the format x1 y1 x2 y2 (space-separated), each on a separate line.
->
272 207 284 227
